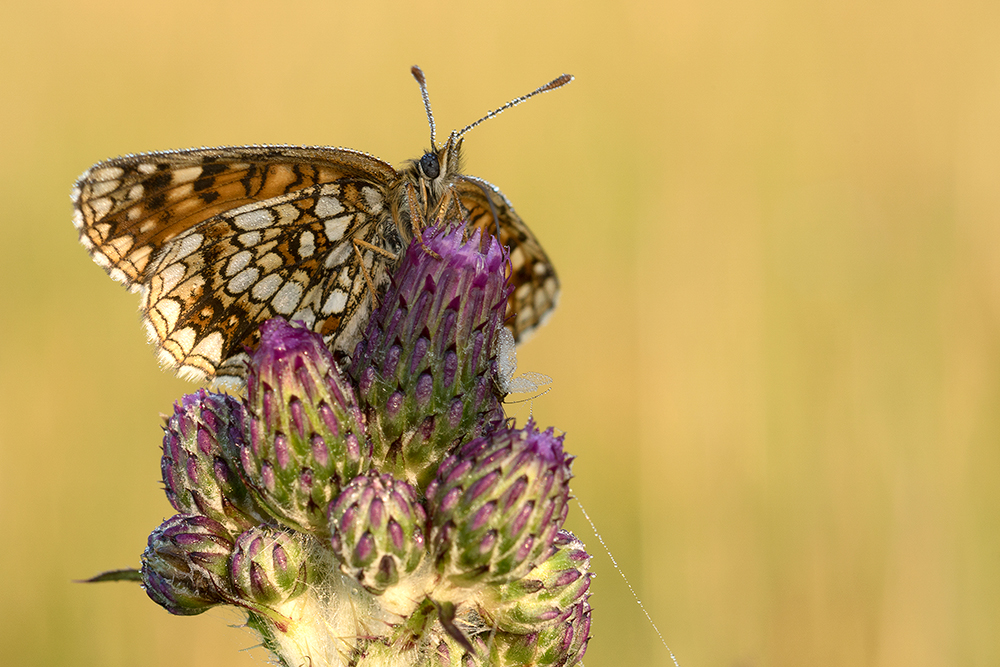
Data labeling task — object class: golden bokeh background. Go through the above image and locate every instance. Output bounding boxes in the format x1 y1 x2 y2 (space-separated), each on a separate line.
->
2 0 999 665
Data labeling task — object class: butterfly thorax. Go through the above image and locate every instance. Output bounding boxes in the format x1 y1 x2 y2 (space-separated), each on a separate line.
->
391 136 466 240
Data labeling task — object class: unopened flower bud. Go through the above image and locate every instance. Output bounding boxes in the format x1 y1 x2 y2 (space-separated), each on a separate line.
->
229 526 310 608
242 319 370 535
161 389 266 530
328 470 427 595
140 514 235 615
349 225 508 488
427 421 572 585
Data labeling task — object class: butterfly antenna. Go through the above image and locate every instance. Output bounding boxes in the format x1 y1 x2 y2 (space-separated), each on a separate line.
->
456 73 574 139
411 65 437 149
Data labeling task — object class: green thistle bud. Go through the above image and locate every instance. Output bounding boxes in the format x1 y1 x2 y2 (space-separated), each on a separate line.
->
328 470 427 595
475 530 592 634
140 514 235 615
487 598 591 667
242 319 371 535
427 421 573 586
229 525 310 608
161 389 267 530
349 225 508 488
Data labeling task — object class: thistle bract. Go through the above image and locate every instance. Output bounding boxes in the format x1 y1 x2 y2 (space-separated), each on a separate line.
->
427 421 573 586
475 530 592 633
241 319 370 535
487 598 592 667
423 634 492 667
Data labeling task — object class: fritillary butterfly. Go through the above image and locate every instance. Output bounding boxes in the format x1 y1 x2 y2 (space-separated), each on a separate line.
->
72 66 570 384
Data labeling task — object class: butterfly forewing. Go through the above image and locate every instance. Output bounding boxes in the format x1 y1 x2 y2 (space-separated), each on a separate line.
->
74 147 396 281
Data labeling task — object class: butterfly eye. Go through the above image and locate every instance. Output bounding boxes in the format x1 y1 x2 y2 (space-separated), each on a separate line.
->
419 152 440 179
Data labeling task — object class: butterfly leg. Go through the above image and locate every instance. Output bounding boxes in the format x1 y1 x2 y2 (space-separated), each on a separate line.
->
351 239 397 309
431 186 462 228
405 182 443 260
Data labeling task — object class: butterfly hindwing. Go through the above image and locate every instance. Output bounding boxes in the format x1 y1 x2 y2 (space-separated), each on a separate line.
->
73 146 401 382
140 179 399 382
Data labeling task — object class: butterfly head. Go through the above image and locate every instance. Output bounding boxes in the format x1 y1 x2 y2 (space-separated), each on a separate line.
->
395 66 572 238
406 65 572 206
396 130 466 232
414 131 462 181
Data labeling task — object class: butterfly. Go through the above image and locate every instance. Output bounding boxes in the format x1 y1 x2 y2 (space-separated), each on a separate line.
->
72 66 570 385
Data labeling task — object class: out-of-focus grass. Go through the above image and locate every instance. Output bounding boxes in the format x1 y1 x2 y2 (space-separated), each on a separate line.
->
2 1 999 665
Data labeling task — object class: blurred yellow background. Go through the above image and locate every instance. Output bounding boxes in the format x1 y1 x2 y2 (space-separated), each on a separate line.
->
2 0 999 665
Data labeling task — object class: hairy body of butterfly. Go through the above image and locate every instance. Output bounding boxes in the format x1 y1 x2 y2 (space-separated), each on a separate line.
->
72 68 569 385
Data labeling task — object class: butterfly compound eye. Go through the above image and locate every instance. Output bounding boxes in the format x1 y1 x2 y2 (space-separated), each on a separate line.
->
419 152 440 179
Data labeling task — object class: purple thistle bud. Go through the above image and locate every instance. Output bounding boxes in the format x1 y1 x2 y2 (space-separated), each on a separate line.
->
427 421 573 586
475 530 592 634
349 225 508 489
161 389 267 530
242 319 371 535
328 470 427 595
230 526 310 608
140 514 236 616
78 81 591 666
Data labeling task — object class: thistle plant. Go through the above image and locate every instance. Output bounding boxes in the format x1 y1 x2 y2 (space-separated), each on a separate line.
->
126 225 592 666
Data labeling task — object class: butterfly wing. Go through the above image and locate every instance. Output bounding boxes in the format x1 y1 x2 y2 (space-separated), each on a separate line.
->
72 146 400 383
452 176 560 343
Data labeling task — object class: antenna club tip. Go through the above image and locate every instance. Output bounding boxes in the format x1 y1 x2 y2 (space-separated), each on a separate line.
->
545 74 574 91
411 65 426 84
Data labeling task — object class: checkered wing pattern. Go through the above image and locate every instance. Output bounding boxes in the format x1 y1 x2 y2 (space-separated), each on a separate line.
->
72 146 402 384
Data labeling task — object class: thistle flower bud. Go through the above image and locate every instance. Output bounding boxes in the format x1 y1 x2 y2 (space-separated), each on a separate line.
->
229 525 310 608
242 319 370 535
427 421 572 586
349 225 508 488
488 599 591 667
475 530 592 634
328 470 427 595
161 389 266 530
140 514 235 615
